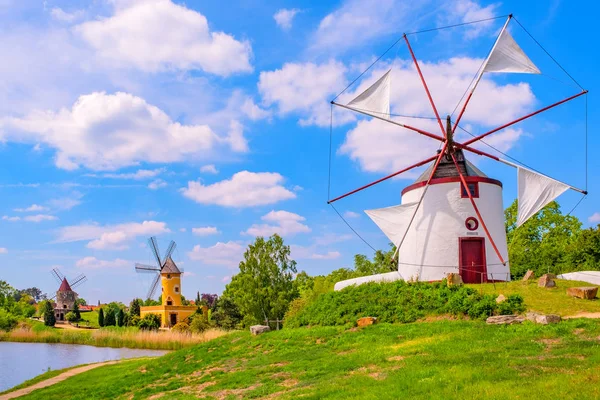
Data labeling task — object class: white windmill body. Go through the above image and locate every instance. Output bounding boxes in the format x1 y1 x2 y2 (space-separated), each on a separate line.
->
330 15 587 291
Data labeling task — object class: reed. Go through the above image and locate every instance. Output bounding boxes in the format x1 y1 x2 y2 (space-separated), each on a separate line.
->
0 325 228 350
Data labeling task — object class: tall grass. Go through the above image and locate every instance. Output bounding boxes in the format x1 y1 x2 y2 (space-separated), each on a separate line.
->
0 323 228 350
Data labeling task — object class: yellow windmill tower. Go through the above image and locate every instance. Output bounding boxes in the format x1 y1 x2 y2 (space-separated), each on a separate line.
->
135 237 196 328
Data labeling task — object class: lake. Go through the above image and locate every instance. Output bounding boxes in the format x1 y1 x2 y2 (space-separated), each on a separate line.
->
0 342 167 392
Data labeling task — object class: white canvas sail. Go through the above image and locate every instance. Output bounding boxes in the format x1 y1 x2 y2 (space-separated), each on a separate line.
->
347 69 391 117
483 29 541 74
365 202 419 245
517 167 569 227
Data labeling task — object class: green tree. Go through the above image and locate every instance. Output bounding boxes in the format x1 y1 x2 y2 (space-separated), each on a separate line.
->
73 302 81 321
41 300 56 327
129 298 142 317
98 308 105 327
104 308 116 326
223 234 298 326
116 309 124 327
505 200 582 278
65 311 78 322
564 225 600 271
211 296 242 329
75 298 87 306
138 313 161 330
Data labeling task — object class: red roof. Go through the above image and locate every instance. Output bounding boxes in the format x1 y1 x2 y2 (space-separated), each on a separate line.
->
58 278 73 292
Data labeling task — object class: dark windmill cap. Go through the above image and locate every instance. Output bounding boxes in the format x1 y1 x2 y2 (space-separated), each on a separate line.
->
162 257 181 274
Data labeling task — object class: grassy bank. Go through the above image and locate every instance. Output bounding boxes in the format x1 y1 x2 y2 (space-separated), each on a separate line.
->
13 319 600 399
0 322 228 350
467 279 600 316
78 310 99 328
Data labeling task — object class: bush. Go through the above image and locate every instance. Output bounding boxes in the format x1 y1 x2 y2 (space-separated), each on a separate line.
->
138 314 161 330
39 300 56 327
65 311 78 322
172 321 190 333
211 296 242 330
128 314 140 327
104 309 116 326
190 314 211 333
285 280 528 328
98 308 104 327
0 308 18 331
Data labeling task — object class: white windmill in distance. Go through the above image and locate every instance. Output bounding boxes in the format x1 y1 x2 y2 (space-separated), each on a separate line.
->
328 14 588 289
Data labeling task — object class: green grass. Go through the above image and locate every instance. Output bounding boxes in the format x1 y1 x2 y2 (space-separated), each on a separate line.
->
78 310 99 328
467 279 600 316
15 319 600 399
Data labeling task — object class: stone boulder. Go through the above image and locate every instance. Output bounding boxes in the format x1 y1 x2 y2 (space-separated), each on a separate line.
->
522 270 535 281
357 317 377 327
446 273 463 287
250 325 271 335
535 314 561 325
567 287 598 300
538 274 556 288
486 315 524 325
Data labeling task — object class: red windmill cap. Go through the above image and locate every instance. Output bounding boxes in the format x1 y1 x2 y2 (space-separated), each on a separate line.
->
58 278 72 292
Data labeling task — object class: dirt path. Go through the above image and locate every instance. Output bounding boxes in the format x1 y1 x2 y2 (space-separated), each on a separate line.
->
563 312 600 319
0 360 120 399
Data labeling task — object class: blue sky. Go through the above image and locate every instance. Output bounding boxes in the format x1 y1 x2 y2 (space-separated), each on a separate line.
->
0 0 597 304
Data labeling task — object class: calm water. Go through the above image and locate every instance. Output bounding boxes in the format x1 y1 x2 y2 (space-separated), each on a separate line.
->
0 342 167 392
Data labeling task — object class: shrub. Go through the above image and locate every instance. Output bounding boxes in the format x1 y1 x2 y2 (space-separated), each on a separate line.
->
41 301 56 327
190 315 211 333
104 309 116 326
128 315 140 327
65 311 78 322
172 321 190 333
0 308 18 331
98 308 104 327
73 302 81 321
285 280 528 328
138 314 161 330
211 296 242 330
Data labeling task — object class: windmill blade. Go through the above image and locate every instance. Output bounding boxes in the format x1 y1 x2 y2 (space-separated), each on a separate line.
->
51 268 64 284
135 263 161 273
162 240 176 264
148 237 162 269
147 273 161 300
71 274 87 289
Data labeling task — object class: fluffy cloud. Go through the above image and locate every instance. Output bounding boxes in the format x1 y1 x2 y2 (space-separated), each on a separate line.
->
244 211 310 237
274 8 300 31
589 213 600 224
192 226 220 236
339 58 535 173
75 0 252 76
76 257 130 269
14 204 48 212
47 193 83 211
50 7 85 23
291 245 341 260
200 164 218 174
92 168 165 180
187 241 244 268
148 179 167 190
181 171 296 207
1 92 248 171
55 220 170 250
2 216 20 222
0 248 7 254
2 214 57 222
442 0 499 39
258 60 350 126
343 211 360 219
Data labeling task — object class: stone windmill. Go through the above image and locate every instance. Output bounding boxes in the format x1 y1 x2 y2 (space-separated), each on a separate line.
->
48 268 87 321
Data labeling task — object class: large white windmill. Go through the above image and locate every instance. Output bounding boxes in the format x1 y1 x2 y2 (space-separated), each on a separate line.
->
329 15 587 289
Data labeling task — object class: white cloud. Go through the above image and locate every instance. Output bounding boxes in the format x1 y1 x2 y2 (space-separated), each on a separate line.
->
47 192 83 211
181 171 296 207
200 164 219 174
1 92 248 171
443 0 499 39
148 179 167 190
2 216 21 222
258 60 350 126
313 233 354 246
274 8 300 31
55 220 170 250
344 211 360 219
24 214 58 223
94 168 165 180
589 213 600 224
14 204 48 212
311 251 342 260
75 0 252 76
291 244 341 260
244 210 310 237
192 226 220 236
179 228 186 232
76 256 130 269
0 248 7 254
188 241 245 268
339 58 535 174
50 7 85 23
241 98 272 121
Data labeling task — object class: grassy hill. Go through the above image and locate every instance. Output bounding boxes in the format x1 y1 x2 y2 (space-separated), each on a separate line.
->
15 318 600 399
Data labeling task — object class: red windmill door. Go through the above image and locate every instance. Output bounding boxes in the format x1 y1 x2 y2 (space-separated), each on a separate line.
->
459 238 486 283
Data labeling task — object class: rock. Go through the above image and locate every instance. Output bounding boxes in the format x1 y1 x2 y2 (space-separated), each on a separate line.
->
538 274 556 288
567 287 598 300
250 325 271 335
357 317 377 327
522 270 535 281
446 273 464 287
535 314 561 325
525 312 541 322
486 315 525 325
496 294 507 304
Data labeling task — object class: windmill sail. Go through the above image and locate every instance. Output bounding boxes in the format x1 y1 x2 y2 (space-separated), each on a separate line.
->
483 29 540 74
517 167 569 227
347 69 391 117
365 202 419 246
